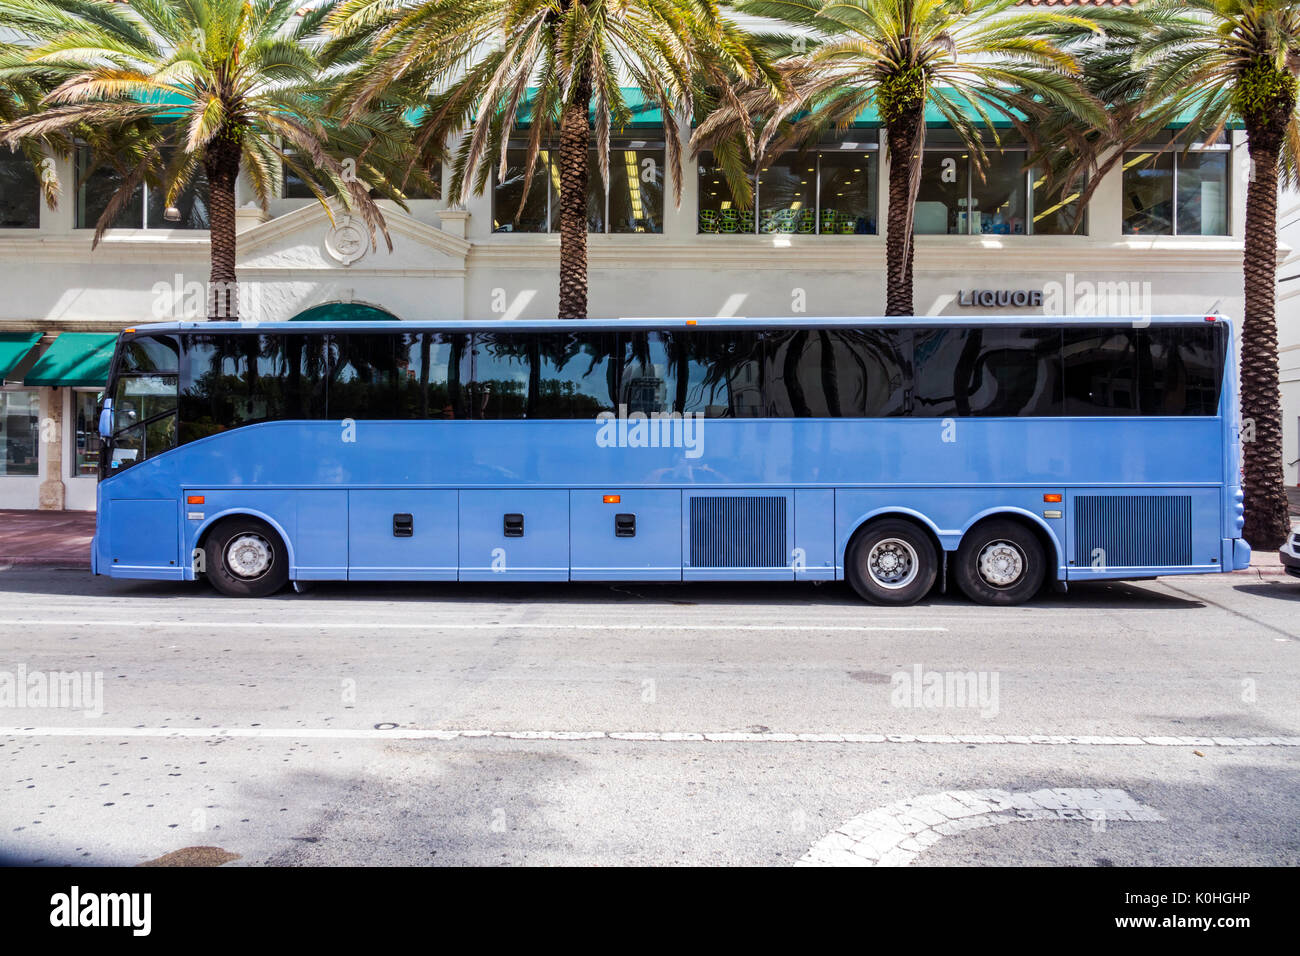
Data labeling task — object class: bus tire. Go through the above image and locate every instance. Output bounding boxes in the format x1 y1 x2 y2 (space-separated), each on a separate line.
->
203 516 289 598
955 519 1046 606
845 519 938 606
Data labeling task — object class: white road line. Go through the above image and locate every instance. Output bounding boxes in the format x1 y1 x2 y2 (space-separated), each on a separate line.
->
0 619 946 632
798 788 1165 867
0 727 1295 745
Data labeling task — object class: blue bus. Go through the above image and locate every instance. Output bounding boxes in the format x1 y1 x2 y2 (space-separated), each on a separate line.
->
91 316 1250 605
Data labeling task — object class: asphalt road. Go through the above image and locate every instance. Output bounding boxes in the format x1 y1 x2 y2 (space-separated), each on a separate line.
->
0 568 1296 866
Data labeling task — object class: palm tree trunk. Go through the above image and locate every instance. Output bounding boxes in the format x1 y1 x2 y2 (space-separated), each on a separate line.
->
557 66 593 319
884 110 921 317
1240 128 1292 548
204 133 241 321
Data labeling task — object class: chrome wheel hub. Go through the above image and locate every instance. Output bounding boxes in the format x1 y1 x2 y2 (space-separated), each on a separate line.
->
977 541 1024 588
867 538 919 589
226 533 273 580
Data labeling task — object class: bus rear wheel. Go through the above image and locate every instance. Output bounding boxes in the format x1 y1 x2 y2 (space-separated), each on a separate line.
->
955 519 1045 606
203 516 288 598
846 519 938 606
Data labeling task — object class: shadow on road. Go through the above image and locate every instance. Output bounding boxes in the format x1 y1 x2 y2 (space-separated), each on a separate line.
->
1232 582 1300 602
0 568 1207 611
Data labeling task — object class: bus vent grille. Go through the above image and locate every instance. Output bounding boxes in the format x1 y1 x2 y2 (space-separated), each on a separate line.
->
1073 495 1193 568
689 496 787 568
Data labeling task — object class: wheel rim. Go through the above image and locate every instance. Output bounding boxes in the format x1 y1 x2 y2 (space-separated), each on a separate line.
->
867 537 919 590
977 540 1025 589
225 533 274 581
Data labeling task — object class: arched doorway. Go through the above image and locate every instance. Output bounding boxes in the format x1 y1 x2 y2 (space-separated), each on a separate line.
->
288 303 400 322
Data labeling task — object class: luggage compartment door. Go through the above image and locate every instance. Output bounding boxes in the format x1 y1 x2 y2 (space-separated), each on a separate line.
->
459 490 569 581
349 490 458 580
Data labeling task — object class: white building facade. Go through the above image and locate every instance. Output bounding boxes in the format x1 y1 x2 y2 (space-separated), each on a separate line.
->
0 108 1270 510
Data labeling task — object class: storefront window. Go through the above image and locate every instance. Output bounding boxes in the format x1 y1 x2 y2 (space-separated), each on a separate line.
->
0 151 40 228
76 146 209 230
494 138 665 234
608 146 664 233
969 150 1028 235
72 391 102 477
758 155 816 234
0 389 40 476
1175 151 1229 236
818 152 876 235
698 147 877 235
1122 147 1228 236
915 148 1077 235
493 148 557 233
915 151 970 234
698 153 754 234
1032 172 1086 235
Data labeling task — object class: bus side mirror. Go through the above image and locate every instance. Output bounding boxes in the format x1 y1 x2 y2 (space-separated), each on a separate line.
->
98 399 114 439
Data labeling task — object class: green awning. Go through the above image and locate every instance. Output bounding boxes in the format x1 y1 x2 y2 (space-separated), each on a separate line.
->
24 332 118 387
0 333 41 381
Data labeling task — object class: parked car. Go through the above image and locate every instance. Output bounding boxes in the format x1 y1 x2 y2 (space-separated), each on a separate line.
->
1280 530 1300 579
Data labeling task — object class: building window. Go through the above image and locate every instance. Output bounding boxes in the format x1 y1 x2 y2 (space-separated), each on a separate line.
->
493 148 557 233
1122 146 1229 236
72 390 103 477
283 153 440 200
0 150 40 228
1031 170 1086 236
698 144 878 235
76 146 209 230
0 389 40 476
914 147 1075 235
493 137 665 234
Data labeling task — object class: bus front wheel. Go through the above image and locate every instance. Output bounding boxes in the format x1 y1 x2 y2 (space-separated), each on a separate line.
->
203 516 289 598
845 519 938 606
955 519 1046 606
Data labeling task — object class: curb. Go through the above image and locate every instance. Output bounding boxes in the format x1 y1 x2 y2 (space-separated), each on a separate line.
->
1231 566 1295 578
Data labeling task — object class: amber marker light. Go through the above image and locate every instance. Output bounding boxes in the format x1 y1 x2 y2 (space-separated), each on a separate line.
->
187 495 205 505
603 495 621 504
1043 493 1062 503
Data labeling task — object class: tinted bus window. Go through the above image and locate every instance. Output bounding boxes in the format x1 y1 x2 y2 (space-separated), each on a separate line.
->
395 332 469 419
1063 327 1139 415
470 332 530 419
532 332 619 418
619 332 677 415
913 328 1062 417
1137 325 1222 416
766 329 908 417
179 333 326 442
328 334 405 420
120 335 179 373
678 331 763 418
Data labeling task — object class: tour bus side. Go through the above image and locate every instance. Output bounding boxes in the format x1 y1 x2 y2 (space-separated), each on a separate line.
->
91 317 1249 604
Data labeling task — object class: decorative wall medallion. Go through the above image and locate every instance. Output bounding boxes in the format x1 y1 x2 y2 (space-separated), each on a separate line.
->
324 215 367 267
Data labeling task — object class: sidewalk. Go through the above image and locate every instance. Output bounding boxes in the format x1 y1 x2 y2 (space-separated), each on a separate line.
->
0 507 1293 576
0 509 95 568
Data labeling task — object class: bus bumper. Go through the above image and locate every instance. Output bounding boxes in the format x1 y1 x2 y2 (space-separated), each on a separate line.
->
1227 538 1251 571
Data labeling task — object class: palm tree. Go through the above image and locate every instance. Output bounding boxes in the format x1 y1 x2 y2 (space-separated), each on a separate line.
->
1117 0 1297 551
0 36 74 211
693 0 1108 315
325 0 778 319
0 0 435 319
